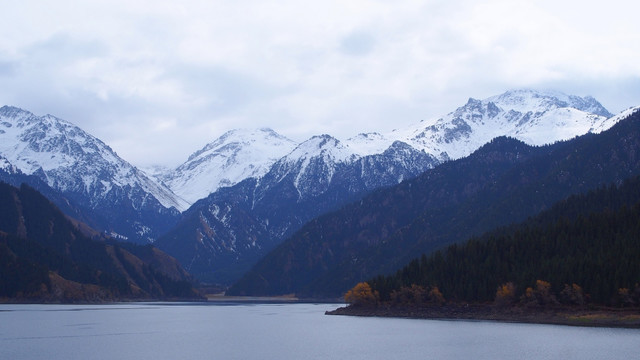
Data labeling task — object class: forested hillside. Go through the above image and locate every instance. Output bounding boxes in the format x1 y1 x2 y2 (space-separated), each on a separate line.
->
365 175 640 306
0 182 199 302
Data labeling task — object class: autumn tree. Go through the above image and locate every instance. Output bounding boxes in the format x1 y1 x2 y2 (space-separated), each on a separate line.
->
495 282 516 307
617 288 634 307
389 284 445 307
429 286 445 306
390 284 428 306
559 283 585 306
521 280 558 307
345 282 378 307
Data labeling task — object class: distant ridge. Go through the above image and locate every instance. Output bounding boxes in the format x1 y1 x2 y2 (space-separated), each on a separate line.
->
228 108 640 298
156 90 626 286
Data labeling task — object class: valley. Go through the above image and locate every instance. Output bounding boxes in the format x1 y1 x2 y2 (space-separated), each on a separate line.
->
1 89 639 306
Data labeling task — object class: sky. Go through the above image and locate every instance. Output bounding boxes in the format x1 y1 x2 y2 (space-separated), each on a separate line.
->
1 0 639 168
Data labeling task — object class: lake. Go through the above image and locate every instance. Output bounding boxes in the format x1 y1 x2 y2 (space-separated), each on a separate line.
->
1 302 638 359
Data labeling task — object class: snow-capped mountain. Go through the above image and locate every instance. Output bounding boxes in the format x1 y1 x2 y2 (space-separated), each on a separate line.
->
338 89 615 163
0 105 187 243
343 132 396 156
393 89 613 161
155 134 438 284
160 90 616 209
161 128 297 204
262 135 358 199
155 89 627 286
598 105 640 130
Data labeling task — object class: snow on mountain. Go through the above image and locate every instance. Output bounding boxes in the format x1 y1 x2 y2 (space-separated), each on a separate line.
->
284 135 356 164
0 154 19 174
485 89 611 116
155 89 632 285
0 105 190 243
273 135 357 197
141 164 173 181
162 128 297 204
343 132 395 156
0 106 187 211
594 106 640 133
161 90 617 209
252 135 358 199
159 89 621 214
391 89 615 161
156 133 439 284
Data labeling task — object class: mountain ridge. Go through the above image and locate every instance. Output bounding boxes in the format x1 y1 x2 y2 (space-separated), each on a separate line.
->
161 128 297 204
0 106 187 243
0 181 199 302
157 90 624 286
156 89 616 206
0 89 628 287
228 108 640 298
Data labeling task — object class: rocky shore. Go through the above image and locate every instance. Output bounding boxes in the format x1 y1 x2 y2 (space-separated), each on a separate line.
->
326 303 640 328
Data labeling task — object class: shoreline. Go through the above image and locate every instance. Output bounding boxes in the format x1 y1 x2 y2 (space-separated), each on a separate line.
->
325 304 640 328
0 294 342 305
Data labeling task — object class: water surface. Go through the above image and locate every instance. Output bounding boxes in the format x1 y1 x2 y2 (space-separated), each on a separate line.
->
1 303 638 359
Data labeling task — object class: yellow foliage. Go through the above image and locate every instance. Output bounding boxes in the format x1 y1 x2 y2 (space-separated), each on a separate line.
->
618 288 633 306
390 284 446 306
429 286 445 306
536 280 552 295
525 287 534 298
521 280 558 306
495 282 516 306
345 282 377 307
560 283 585 305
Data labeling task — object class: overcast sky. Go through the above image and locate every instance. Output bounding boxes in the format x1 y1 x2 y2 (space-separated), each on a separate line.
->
1 0 639 168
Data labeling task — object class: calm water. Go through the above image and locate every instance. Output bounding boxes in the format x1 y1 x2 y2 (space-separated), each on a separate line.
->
1 302 638 359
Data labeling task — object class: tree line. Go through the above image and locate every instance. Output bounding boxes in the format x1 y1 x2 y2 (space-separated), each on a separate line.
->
347 176 640 308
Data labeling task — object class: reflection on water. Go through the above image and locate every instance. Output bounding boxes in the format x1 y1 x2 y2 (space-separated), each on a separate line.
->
1 303 638 360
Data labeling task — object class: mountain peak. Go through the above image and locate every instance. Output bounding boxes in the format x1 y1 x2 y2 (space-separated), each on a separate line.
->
465 97 482 106
345 132 395 156
0 106 188 242
187 128 293 162
285 134 355 164
393 89 616 161
0 105 31 118
488 89 612 117
164 127 297 204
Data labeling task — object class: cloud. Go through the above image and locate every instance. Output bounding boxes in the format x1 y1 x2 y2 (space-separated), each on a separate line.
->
340 31 376 56
0 59 17 77
0 0 639 167
165 65 288 117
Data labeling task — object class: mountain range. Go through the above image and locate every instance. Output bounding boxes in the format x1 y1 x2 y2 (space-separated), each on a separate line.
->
228 108 640 298
0 89 634 290
156 89 615 205
154 89 624 285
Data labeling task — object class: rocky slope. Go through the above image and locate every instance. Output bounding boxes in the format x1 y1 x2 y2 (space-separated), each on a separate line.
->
0 106 187 243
